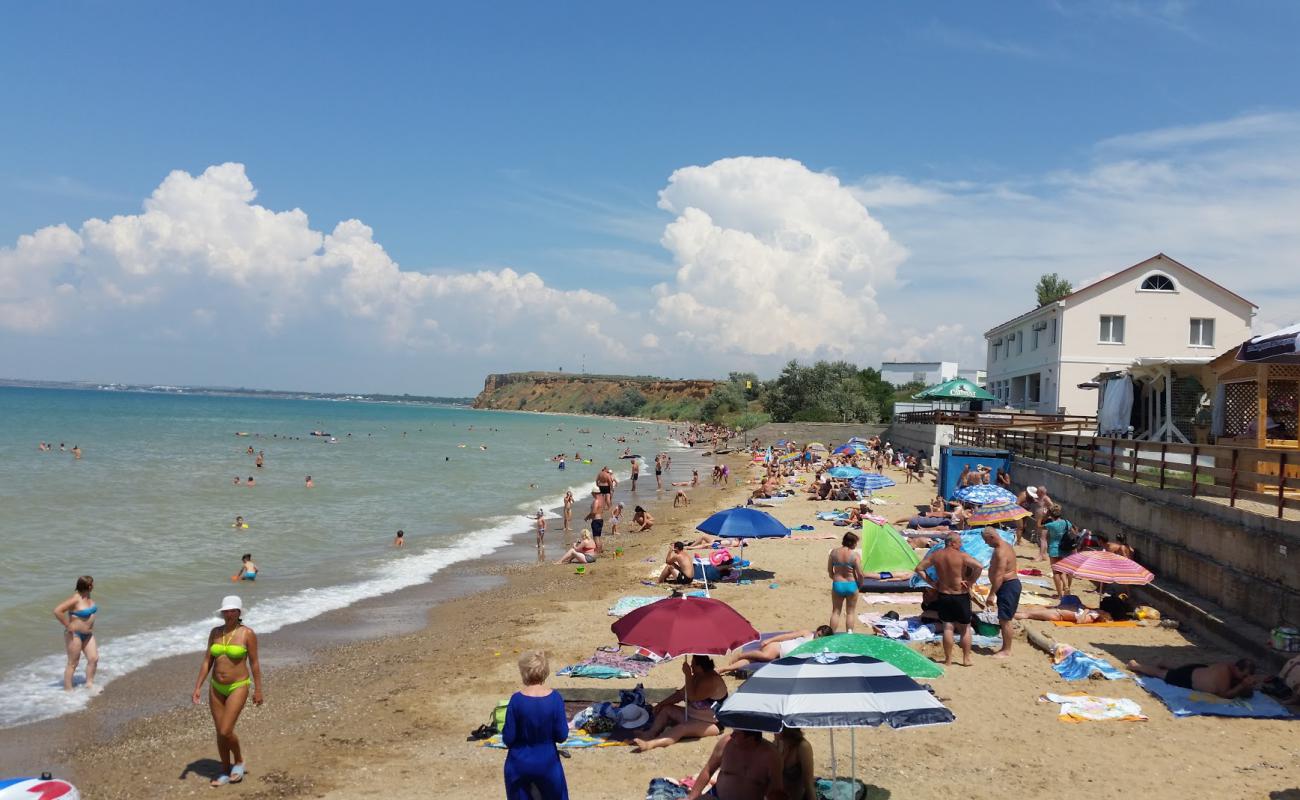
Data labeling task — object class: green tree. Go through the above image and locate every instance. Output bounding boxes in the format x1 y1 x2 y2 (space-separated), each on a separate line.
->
762 360 882 423
1035 273 1073 306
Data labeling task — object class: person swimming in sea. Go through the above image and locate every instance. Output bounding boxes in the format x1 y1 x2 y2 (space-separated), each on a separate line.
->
394 529 405 548
53 575 99 690
304 475 314 488
246 476 256 487
233 476 241 485
233 515 247 529
232 554 258 581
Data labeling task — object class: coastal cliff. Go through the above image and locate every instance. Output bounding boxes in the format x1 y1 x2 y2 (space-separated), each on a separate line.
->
472 372 716 419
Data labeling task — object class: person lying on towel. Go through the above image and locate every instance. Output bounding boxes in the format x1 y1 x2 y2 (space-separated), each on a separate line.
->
1128 657 1268 699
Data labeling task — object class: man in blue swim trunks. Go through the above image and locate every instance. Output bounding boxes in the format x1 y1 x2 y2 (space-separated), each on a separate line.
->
982 527 1020 659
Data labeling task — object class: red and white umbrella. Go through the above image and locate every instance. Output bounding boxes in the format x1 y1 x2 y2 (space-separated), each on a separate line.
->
1052 551 1154 585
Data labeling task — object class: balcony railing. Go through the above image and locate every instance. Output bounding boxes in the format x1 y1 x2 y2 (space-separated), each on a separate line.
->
950 425 1299 520
896 409 1096 434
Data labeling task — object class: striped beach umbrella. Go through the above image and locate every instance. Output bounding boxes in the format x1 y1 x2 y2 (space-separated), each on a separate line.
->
1051 551 1154 585
850 473 896 492
716 653 954 732
953 485 1018 505
967 501 1030 525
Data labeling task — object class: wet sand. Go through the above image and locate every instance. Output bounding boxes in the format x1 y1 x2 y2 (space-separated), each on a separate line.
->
5 454 1298 799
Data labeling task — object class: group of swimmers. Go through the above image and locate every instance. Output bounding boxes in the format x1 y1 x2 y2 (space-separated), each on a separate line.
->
38 441 82 459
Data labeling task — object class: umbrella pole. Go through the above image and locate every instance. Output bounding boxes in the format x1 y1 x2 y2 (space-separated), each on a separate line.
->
829 728 837 789
851 728 857 794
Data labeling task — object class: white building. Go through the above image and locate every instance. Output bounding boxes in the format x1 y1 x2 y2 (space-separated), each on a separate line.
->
983 254 1256 416
881 362 958 387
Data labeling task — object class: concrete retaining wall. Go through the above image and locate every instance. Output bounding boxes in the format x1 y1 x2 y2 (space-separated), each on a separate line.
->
883 422 954 464
1014 457 1300 629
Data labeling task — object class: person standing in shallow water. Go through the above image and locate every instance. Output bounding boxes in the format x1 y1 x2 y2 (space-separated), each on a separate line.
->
562 491 574 531
53 575 99 690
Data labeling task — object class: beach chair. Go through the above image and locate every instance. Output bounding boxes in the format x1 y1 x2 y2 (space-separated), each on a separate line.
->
692 557 713 597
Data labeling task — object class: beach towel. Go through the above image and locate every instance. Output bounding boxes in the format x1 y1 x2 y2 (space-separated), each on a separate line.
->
1052 649 1128 681
608 596 663 617
859 613 909 639
555 663 631 679
1017 593 1055 607
1134 677 1294 719
1052 620 1139 628
482 730 626 748
861 593 924 605
1040 692 1147 722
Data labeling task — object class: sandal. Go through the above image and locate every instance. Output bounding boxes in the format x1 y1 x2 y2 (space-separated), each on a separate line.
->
211 774 230 787
230 764 246 784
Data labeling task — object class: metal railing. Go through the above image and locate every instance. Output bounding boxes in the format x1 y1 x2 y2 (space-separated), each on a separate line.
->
951 424 1299 519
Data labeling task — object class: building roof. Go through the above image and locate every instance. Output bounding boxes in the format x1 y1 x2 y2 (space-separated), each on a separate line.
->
983 253 1257 339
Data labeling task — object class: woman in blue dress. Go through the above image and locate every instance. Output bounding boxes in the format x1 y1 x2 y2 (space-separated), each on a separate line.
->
503 650 569 800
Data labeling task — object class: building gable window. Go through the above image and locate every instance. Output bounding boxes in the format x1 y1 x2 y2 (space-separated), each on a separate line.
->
1140 273 1176 291
1050 318 1057 345
1190 318 1215 347
1099 315 1125 344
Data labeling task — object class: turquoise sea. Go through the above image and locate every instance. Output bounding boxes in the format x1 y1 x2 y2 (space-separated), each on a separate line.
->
0 387 674 728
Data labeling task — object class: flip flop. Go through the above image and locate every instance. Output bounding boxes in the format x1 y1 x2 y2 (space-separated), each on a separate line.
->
211 774 230 787
230 764 246 783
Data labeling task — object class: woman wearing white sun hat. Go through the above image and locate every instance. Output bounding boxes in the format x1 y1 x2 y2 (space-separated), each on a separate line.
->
191 595 263 787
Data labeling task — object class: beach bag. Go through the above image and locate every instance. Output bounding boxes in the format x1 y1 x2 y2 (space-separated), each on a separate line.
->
816 777 867 800
490 698 509 732
710 549 734 566
1060 527 1080 552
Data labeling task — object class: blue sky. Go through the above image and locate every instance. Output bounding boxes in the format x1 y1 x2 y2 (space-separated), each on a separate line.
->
3 1 1300 393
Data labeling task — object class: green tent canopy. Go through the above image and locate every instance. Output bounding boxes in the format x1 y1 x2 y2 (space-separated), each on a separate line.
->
860 520 920 574
912 377 995 402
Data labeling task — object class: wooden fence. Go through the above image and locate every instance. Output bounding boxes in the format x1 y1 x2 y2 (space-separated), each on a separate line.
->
952 425 1300 519
897 410 1097 434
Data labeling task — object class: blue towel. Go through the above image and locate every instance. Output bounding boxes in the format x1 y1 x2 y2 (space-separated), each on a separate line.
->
1053 650 1128 681
1135 676 1294 718
555 663 631 679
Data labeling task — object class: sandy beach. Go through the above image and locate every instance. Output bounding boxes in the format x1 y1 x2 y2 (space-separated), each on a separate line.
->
7 453 1299 799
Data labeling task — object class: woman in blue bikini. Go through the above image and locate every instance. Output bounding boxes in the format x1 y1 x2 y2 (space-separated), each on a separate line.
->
53 575 99 690
827 532 864 634
192 595 264 787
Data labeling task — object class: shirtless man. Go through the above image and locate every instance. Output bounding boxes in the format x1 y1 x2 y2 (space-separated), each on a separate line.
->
534 510 546 548
658 541 694 583
1127 658 1267 699
685 729 783 800
584 491 604 552
630 458 640 491
914 534 983 666
982 527 1020 658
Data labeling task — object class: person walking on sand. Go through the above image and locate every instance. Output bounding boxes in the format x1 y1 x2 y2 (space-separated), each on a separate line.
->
654 454 664 491
502 651 569 800
982 528 1020 658
914 534 983 667
53 575 99 690
562 491 574 531
827 532 864 634
534 511 546 549
583 491 605 552
192 595 263 787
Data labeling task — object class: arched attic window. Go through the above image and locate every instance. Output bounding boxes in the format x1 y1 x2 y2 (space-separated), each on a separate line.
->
1140 273 1176 291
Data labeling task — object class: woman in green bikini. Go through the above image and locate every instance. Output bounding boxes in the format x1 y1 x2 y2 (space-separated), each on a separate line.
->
192 595 264 787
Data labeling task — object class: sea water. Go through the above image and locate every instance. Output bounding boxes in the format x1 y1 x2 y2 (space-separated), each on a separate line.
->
0 387 673 728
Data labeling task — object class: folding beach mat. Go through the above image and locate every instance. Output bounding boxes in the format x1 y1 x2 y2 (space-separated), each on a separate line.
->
1134 677 1294 719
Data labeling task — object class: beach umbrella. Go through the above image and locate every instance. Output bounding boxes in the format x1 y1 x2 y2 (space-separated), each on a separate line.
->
912 378 996 402
806 442 829 452
832 442 869 456
696 506 790 539
786 633 944 678
610 596 758 659
827 466 866 479
912 529 1017 587
953 485 1018 505
967 502 1031 526
847 437 871 444
1051 551 1154 585
850 474 896 496
716 653 954 790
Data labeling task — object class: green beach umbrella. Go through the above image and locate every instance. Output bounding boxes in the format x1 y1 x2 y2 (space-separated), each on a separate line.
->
912 378 996 402
859 520 920 575
787 633 944 678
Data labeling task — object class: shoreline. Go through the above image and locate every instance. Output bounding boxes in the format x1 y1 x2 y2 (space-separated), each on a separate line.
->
0 445 734 795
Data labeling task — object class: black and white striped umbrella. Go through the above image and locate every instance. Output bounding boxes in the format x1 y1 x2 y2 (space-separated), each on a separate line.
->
716 653 955 733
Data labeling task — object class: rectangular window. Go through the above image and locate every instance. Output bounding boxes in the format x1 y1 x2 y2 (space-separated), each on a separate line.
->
991 343 998 362
1099 315 1125 344
1032 329 1040 350
1016 331 1023 355
1190 318 1215 347
1050 318 1057 345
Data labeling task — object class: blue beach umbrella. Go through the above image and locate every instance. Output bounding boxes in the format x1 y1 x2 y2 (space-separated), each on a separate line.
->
696 506 791 539
952 485 1018 505
911 529 1016 587
827 466 867 479
832 443 869 456
850 474 896 492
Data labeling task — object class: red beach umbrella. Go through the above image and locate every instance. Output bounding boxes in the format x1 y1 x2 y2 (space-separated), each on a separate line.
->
1051 551 1154 585
610 596 759 659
